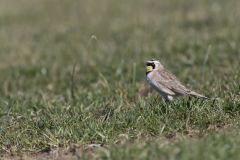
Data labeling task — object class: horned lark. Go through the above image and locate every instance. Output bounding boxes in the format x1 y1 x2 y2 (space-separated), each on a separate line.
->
145 59 207 101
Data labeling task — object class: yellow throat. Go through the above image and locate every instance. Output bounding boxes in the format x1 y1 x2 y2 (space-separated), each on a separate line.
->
146 66 153 73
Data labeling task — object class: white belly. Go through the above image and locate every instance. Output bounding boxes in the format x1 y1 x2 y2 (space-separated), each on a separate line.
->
146 74 174 101
146 73 167 97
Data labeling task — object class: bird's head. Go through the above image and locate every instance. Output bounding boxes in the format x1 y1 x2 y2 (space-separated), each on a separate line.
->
145 59 163 75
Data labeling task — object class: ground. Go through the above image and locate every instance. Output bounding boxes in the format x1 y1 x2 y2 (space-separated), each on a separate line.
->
0 0 240 159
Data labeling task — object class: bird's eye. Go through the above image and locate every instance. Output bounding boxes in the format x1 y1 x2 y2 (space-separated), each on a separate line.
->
151 63 155 69
147 62 155 69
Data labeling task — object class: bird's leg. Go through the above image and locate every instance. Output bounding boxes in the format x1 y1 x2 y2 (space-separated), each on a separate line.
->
152 95 172 105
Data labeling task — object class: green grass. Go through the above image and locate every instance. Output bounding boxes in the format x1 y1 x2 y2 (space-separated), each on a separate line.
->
0 0 240 159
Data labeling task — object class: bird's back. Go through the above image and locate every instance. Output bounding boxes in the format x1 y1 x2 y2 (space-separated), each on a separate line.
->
155 68 192 96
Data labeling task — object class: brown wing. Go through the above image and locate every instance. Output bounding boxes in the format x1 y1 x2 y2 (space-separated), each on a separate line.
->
155 69 192 95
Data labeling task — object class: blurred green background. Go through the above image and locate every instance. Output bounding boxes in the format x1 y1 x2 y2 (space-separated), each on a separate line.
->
0 0 239 159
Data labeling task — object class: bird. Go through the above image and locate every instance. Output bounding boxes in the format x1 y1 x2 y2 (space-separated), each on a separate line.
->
145 59 208 101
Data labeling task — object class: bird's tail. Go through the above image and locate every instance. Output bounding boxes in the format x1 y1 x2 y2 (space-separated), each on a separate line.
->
188 91 208 99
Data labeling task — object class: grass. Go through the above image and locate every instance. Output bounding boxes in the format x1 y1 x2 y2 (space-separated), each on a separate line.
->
0 0 240 159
